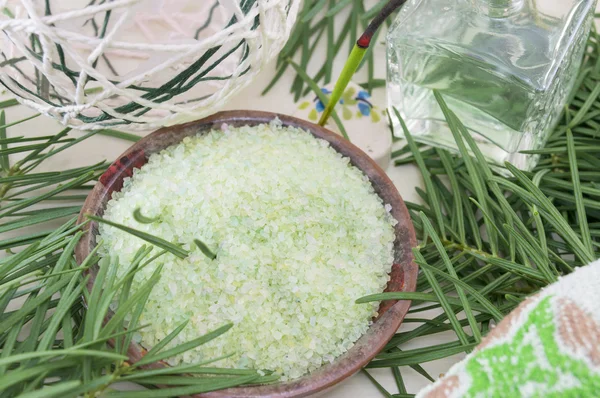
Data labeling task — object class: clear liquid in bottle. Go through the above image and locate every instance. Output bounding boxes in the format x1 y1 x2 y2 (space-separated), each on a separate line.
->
387 0 596 170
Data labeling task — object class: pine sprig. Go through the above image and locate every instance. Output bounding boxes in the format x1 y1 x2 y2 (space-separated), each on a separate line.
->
356 25 600 397
0 238 267 397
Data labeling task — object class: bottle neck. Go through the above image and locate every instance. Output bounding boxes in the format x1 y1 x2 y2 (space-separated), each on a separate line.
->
476 0 524 18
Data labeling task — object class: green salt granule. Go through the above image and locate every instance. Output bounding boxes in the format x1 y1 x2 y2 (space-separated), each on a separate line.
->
99 120 396 380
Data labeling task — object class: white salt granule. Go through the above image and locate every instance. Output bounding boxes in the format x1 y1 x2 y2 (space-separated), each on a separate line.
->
98 122 396 380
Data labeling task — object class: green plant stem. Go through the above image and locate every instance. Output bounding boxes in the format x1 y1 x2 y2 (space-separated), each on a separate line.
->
318 44 366 126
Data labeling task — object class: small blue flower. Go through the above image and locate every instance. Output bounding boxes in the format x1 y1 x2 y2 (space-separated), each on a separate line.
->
313 88 333 113
316 100 325 112
358 102 370 116
357 90 371 100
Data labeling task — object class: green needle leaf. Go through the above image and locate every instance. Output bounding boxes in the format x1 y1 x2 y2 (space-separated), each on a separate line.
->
433 91 499 255
143 319 189 358
566 129 594 256
0 276 70 335
96 129 141 142
0 349 127 367
0 113 40 130
356 291 493 315
132 208 160 224
302 0 328 22
367 343 477 368
86 214 188 259
105 374 259 397
17 381 81 398
194 238 217 260
418 212 480 340
325 0 352 17
135 323 233 366
0 171 95 218
0 206 80 234
362 369 393 398
416 261 504 321
395 109 446 239
0 98 18 108
392 367 407 394
0 110 8 172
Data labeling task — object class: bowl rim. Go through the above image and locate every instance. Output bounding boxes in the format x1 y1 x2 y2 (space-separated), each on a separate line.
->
75 110 418 398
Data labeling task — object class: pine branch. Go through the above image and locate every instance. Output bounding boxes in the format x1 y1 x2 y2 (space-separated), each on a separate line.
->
360 24 600 397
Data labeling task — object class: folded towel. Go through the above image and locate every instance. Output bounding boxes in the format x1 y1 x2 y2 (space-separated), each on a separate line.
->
417 260 600 398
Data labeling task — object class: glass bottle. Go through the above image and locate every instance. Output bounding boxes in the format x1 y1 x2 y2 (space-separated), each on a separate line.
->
387 0 596 170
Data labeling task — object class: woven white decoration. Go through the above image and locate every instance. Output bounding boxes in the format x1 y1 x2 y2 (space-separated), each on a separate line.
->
0 0 300 131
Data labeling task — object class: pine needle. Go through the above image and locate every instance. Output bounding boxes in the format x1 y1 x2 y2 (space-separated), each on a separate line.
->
86 215 188 259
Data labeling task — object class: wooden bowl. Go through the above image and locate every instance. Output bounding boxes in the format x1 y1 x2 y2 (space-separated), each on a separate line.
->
75 110 418 398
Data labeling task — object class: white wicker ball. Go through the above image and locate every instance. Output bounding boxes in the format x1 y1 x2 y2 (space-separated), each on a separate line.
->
0 0 300 131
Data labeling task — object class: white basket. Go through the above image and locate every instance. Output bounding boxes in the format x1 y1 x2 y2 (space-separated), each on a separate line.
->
0 0 300 131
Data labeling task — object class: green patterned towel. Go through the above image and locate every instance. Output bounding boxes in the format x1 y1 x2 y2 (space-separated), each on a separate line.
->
417 260 600 398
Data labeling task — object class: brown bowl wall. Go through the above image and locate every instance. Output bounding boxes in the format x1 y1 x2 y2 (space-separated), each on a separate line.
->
75 110 418 398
